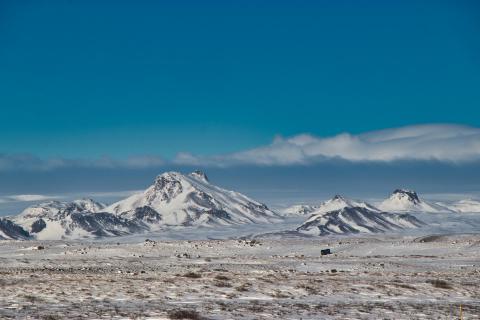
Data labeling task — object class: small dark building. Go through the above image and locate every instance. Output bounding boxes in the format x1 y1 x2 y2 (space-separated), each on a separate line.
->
321 248 331 255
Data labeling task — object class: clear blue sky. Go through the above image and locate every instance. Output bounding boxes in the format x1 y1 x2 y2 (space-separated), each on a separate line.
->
1 0 479 158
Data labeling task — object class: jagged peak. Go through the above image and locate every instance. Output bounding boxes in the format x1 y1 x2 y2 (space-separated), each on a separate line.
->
189 170 209 183
391 189 420 203
154 171 182 181
331 195 346 201
147 172 185 203
153 171 184 188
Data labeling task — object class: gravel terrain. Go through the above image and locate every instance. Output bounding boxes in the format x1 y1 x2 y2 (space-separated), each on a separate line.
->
0 234 479 319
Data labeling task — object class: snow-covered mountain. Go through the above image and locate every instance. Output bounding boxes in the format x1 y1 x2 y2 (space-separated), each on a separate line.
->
7 171 279 240
105 171 279 228
378 189 453 213
297 206 424 236
292 194 424 236
0 218 30 240
12 199 145 240
6 174 477 241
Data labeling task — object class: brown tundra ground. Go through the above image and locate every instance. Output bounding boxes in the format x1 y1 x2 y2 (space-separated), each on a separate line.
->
0 234 479 320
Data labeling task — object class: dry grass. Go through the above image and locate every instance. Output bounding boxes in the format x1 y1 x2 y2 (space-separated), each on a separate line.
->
213 280 231 287
182 272 202 279
235 283 250 292
427 279 452 289
214 274 230 281
167 309 203 319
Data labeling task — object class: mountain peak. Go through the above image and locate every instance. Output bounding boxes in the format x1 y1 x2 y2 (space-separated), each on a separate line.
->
391 189 420 204
189 170 209 183
288 195 381 217
151 172 184 201
378 188 448 213
17 198 105 220
154 171 182 183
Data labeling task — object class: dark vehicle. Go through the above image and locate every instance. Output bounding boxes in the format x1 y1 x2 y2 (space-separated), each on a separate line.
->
321 249 331 255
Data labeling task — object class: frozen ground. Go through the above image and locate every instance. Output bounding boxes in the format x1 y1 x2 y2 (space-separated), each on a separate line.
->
0 233 479 319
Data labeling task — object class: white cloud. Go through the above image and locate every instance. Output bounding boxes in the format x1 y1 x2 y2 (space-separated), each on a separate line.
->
0 191 142 207
0 154 164 171
8 194 60 202
174 124 480 166
0 194 61 203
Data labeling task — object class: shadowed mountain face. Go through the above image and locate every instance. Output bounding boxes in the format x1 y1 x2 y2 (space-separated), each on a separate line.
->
0 218 30 240
297 206 424 236
67 212 147 237
392 189 420 203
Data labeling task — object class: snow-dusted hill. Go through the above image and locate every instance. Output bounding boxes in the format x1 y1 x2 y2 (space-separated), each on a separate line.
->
105 171 279 228
0 218 30 240
314 195 380 214
282 195 379 217
12 199 145 240
280 204 319 216
443 199 480 213
297 206 424 236
17 199 106 221
378 189 453 213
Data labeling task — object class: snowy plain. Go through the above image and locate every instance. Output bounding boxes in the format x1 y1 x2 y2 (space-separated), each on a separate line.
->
0 233 478 319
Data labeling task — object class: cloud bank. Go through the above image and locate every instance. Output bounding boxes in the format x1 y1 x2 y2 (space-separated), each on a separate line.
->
0 124 479 171
0 154 164 172
0 194 61 203
174 124 480 166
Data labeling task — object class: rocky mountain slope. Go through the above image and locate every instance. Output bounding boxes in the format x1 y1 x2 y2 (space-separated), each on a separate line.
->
12 199 145 240
0 218 30 240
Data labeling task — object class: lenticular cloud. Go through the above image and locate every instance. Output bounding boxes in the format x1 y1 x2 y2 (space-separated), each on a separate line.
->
175 124 480 165
1 124 479 171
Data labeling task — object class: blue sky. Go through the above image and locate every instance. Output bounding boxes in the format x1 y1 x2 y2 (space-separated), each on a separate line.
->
0 1 479 213
1 0 479 158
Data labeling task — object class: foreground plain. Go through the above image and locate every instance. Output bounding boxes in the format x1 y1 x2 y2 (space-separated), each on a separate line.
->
0 234 479 319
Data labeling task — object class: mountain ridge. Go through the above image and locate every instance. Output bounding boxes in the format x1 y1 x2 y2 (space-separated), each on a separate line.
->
11 171 279 240
4 180 480 241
